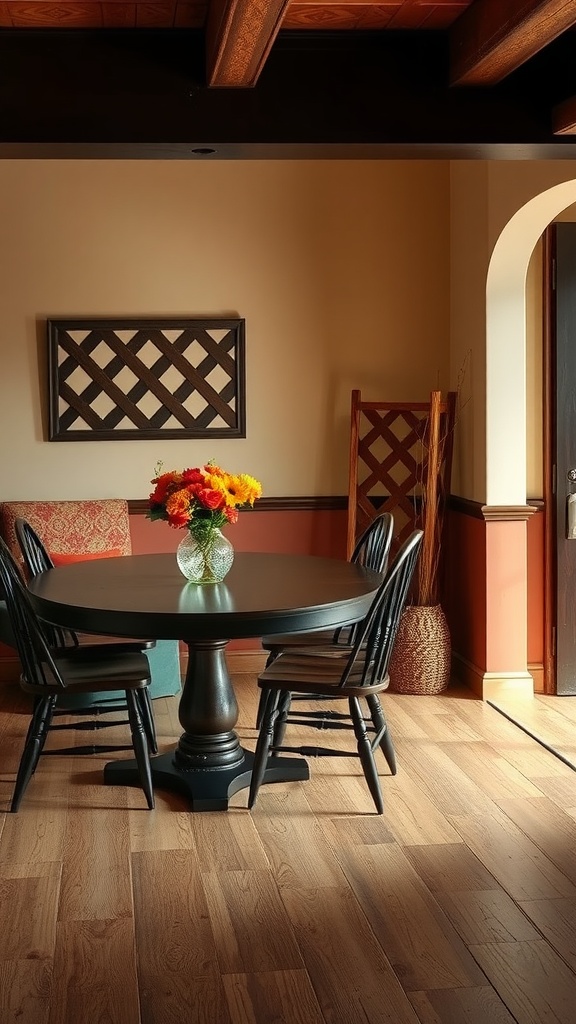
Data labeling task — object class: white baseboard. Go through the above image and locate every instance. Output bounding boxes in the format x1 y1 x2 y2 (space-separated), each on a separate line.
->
452 652 534 700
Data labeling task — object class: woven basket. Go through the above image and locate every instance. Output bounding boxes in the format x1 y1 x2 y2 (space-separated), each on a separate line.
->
388 604 451 695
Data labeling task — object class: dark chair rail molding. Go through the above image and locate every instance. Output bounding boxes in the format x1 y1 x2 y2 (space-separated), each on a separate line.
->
130 496 545 517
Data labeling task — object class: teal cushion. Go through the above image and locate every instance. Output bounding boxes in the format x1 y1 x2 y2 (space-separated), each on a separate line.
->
145 639 182 699
57 639 182 709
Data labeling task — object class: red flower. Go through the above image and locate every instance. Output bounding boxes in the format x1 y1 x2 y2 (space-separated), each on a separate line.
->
150 471 183 506
197 488 225 511
181 468 205 485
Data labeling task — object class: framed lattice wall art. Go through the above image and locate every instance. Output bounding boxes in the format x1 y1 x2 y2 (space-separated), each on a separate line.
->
47 318 246 442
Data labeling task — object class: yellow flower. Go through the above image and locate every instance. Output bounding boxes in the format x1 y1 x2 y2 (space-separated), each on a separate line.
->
237 474 263 505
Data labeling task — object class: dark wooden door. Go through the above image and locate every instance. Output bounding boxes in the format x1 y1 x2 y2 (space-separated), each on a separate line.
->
551 222 576 694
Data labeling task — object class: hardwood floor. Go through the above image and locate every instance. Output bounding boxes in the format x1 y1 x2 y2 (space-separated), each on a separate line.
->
1 678 576 1023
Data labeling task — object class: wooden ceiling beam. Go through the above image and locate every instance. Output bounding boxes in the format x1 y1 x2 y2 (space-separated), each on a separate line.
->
205 0 290 87
553 96 576 134
450 0 576 86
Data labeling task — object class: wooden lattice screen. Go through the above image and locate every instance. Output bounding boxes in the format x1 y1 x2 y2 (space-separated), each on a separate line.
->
347 389 457 561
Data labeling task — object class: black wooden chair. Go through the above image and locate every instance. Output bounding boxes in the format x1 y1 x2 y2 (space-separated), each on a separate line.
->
248 529 423 814
256 511 395 728
0 536 155 811
261 511 394 662
14 517 158 756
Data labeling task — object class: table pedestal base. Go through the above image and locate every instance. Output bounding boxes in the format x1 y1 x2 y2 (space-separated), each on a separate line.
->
104 748 310 811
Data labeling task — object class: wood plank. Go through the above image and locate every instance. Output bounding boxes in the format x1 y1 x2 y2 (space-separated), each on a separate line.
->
409 986 518 1024
222 969 325 1024
58 806 133 920
47 918 140 1024
0 961 52 1024
132 847 218 978
531 769 576 809
438 889 542 944
0 775 68 866
518 897 576 971
281 884 422 1023
394 738 497 817
380 771 463 845
489 696 576 754
131 847 232 1022
335 843 486 990
391 703 482 742
190 808 270 872
448 809 576 900
129 794 195 852
403 842 503 893
251 787 348 888
319 811 396 848
0 863 61 959
201 869 304 974
495 795 576 888
299 770 379 816
469 938 576 1023
536 693 576 722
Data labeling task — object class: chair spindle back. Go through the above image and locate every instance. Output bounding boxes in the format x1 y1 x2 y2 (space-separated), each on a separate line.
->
337 529 423 691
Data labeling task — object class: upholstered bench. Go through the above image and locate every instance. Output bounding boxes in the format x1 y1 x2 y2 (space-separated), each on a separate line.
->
0 498 181 703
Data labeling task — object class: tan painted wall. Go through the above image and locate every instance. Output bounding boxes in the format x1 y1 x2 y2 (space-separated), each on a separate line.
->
0 160 450 501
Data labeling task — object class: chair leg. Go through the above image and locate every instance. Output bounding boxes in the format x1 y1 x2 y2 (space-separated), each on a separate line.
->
255 687 268 729
255 653 281 727
366 694 396 775
137 687 158 755
11 696 56 812
350 697 384 814
272 690 292 751
248 689 279 810
125 690 155 810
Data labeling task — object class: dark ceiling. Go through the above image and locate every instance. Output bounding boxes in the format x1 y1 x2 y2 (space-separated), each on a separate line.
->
3 0 576 158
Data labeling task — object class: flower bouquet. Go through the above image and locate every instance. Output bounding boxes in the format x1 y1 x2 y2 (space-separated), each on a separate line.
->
148 461 262 583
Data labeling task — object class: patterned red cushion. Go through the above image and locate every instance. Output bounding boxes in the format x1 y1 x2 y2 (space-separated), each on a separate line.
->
0 500 132 566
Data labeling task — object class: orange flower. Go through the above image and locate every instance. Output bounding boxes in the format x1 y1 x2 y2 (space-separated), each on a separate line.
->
165 489 192 528
223 506 239 524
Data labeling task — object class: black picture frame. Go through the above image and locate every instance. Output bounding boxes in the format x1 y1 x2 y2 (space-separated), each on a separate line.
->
47 317 246 442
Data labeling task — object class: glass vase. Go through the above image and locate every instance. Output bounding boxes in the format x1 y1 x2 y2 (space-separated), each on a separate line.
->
176 528 234 584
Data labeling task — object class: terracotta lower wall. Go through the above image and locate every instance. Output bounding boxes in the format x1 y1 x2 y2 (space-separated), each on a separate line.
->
129 509 349 559
443 508 487 677
444 504 545 693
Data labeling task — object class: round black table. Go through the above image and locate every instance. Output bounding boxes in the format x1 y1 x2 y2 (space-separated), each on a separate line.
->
28 551 382 810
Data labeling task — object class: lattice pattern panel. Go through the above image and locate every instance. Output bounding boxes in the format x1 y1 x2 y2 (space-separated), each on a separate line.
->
47 318 246 441
347 392 456 556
